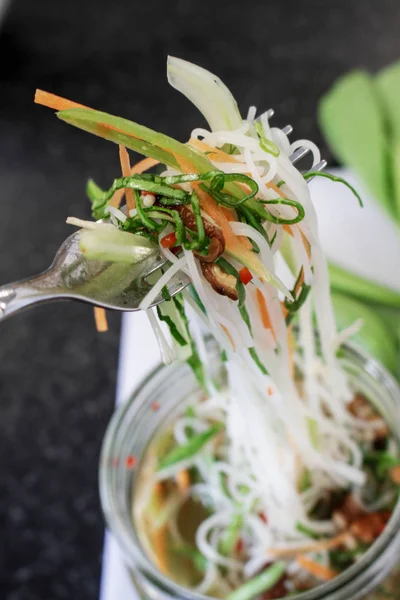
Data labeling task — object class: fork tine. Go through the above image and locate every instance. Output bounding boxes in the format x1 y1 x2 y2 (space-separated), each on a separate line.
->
282 125 293 135
289 147 311 164
141 254 168 278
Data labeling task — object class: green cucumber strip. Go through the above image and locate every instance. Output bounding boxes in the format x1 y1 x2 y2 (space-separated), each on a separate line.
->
227 562 286 600
158 423 223 471
79 227 157 263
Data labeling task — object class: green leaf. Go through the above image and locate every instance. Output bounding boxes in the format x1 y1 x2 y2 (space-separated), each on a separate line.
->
331 291 398 375
318 71 394 217
329 263 400 309
376 62 400 222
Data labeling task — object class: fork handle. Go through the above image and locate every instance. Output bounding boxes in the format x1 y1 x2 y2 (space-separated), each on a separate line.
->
0 277 54 321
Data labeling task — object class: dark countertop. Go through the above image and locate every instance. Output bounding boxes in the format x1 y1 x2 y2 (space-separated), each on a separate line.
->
0 1 399 598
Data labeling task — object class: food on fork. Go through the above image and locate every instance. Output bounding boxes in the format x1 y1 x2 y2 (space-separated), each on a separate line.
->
35 57 398 598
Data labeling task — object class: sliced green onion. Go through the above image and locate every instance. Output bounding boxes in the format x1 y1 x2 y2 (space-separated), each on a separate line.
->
227 562 286 600
158 422 223 471
303 171 363 207
134 190 161 231
172 544 208 572
219 514 243 555
254 122 280 157
296 522 320 539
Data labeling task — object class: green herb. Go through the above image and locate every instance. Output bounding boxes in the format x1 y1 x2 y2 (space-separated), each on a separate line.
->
221 349 228 362
158 422 223 471
227 562 286 600
364 450 400 478
303 171 363 207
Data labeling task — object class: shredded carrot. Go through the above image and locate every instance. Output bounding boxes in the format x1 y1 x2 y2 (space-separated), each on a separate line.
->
268 532 350 558
189 138 239 164
221 206 253 250
119 145 135 211
281 301 289 319
283 224 294 237
152 525 168 574
221 324 235 350
131 156 159 174
176 469 190 493
296 554 338 581
94 307 108 332
300 230 312 260
255 288 275 338
34 89 89 111
267 386 274 396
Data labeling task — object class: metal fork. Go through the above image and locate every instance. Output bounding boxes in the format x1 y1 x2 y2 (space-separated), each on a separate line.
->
0 114 326 322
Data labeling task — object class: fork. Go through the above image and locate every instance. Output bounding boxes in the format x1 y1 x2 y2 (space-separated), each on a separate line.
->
0 115 326 322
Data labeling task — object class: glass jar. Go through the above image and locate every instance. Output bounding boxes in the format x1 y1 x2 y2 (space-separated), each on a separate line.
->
99 339 400 600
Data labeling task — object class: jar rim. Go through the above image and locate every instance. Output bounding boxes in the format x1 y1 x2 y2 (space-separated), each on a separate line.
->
99 339 400 600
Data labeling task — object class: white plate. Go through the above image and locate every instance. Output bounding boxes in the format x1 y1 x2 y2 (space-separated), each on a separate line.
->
99 169 400 600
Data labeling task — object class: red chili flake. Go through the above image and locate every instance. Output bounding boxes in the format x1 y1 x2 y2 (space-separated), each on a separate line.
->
151 402 160 412
125 455 137 470
235 538 244 554
267 387 274 396
259 512 268 523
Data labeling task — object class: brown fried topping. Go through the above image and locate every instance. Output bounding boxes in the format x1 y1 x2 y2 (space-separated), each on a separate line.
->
200 263 238 301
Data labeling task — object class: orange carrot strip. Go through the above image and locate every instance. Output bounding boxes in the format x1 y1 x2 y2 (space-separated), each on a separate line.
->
94 307 108 332
221 324 235 350
176 469 190 493
189 138 239 164
283 224 294 237
34 89 89 111
296 555 338 581
131 156 160 174
221 206 253 250
268 532 350 558
119 145 135 211
255 288 275 339
300 230 312 259
152 525 168 574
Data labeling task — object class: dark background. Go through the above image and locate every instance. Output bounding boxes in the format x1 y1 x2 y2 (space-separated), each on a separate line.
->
0 0 399 598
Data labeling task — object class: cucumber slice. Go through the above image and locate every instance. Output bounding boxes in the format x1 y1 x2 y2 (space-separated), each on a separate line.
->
79 226 156 264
